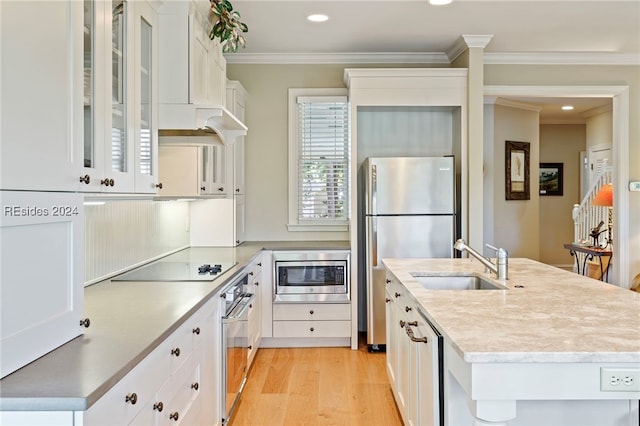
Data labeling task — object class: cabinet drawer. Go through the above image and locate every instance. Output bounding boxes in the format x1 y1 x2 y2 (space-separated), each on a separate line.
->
273 321 350 338
157 350 200 425
273 303 350 321
168 309 207 373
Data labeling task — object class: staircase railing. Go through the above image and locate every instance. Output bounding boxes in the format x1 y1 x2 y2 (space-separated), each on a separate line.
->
572 166 613 245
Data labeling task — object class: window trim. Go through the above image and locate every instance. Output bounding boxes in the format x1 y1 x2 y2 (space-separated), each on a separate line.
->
287 88 350 232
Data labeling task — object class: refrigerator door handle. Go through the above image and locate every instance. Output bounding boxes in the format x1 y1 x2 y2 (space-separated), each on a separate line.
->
372 216 378 267
371 164 377 216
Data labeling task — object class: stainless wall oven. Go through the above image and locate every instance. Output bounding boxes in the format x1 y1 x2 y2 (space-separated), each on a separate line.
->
273 250 350 303
221 272 254 424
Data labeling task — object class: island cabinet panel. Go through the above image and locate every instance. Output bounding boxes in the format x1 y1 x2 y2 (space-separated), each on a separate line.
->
82 296 219 426
0 192 84 379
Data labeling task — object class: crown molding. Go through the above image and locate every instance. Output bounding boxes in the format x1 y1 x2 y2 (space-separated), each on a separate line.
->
540 118 587 125
494 97 543 113
581 103 612 119
224 52 450 64
484 52 640 65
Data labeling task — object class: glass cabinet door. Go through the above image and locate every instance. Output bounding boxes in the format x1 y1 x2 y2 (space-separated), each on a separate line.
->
83 0 95 170
111 0 127 175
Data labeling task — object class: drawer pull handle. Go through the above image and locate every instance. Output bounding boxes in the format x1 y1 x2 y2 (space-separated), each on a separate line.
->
170 412 179 421
191 382 199 391
192 327 200 335
79 318 91 328
310 327 315 332
171 347 180 357
405 306 412 312
394 292 401 298
309 310 314 315
405 324 428 343
79 175 91 184
125 393 137 405
153 402 164 412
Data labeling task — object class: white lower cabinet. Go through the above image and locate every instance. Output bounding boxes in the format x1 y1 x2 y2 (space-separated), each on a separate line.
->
385 272 440 426
246 257 264 367
272 304 351 338
83 296 218 426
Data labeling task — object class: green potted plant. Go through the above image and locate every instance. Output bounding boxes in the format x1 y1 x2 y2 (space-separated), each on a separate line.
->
209 0 248 53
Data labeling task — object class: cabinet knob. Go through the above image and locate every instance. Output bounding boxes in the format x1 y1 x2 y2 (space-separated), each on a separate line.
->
248 345 252 350
201 186 206 191
257 262 262 267
399 320 406 328
309 310 314 315
171 347 180 357
385 298 391 303
191 382 199 391
405 306 412 312
155 182 163 189
310 327 315 332
236 240 240 245
153 402 164 412
192 327 200 335
125 393 137 405
394 292 401 298
79 175 91 184
249 304 253 309
236 188 240 192
217 187 224 191
255 281 259 286
170 412 179 421
386 279 391 284
79 318 91 328
100 178 114 187
249 271 254 276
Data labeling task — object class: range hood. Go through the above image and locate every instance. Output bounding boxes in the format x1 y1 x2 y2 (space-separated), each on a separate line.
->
158 104 247 145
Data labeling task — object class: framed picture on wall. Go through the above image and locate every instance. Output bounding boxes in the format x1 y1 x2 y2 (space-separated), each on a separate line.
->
539 162 564 196
505 140 530 200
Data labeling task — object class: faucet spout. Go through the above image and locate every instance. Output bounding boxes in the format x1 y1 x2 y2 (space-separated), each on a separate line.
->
453 239 508 280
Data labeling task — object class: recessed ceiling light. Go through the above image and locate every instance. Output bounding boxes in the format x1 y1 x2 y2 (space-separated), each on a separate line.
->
307 14 329 22
562 105 574 111
429 0 452 5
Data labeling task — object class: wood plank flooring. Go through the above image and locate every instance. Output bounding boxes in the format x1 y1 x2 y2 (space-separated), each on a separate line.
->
229 340 403 426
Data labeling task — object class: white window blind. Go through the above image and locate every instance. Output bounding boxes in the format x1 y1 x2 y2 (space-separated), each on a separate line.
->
297 96 349 222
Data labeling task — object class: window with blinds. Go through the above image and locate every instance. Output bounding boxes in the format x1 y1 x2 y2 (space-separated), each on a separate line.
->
296 95 350 223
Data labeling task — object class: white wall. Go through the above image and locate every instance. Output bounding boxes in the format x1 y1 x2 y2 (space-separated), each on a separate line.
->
539 124 586 267
84 200 190 284
488 104 540 259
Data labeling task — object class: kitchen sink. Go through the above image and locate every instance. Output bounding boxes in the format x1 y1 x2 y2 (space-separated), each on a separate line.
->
410 274 507 290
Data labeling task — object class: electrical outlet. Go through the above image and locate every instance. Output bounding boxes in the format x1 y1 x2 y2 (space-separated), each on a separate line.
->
600 367 640 392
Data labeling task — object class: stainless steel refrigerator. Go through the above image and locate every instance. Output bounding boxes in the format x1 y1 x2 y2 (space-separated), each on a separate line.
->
363 157 455 350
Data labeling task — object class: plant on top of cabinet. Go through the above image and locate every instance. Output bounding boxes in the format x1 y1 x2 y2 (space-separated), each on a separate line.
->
209 0 248 53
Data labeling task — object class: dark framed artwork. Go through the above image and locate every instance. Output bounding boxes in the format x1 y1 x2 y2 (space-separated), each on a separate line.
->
539 162 564 196
505 140 530 200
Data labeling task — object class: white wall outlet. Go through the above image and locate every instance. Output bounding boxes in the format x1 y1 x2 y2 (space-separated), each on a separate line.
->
629 181 640 191
600 367 640 392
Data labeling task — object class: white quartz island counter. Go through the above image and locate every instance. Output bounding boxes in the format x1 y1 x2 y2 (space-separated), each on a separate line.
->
382 257 640 425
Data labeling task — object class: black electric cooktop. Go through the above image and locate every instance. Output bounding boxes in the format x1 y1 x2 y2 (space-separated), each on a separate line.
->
112 261 237 282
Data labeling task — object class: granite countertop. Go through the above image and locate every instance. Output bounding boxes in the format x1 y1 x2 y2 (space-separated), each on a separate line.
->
0 241 349 411
383 258 640 364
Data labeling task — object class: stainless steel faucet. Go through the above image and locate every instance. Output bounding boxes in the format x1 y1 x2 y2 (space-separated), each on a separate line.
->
453 239 509 280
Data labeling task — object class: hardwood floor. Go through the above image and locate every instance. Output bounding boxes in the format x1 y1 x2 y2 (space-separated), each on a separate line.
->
229 339 403 426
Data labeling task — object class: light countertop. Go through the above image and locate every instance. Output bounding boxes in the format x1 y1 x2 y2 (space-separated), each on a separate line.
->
0 241 349 411
382 257 640 364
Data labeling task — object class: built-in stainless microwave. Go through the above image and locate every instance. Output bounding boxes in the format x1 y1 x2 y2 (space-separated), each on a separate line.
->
273 250 350 303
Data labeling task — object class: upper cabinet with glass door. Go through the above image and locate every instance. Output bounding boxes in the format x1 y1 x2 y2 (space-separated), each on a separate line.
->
82 0 160 194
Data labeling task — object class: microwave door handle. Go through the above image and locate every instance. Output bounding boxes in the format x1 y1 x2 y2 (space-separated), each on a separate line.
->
223 293 256 323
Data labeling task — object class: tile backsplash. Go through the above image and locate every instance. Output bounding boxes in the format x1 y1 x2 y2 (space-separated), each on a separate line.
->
84 200 190 284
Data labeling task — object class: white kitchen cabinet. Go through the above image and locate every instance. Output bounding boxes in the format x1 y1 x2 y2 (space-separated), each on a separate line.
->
226 80 248 195
189 196 245 247
83 296 217 425
271 303 351 339
0 191 85 379
246 257 263 367
157 143 228 196
0 0 84 191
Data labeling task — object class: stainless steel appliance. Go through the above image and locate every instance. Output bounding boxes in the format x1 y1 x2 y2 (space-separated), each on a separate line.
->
363 157 455 351
221 272 254 424
273 250 350 303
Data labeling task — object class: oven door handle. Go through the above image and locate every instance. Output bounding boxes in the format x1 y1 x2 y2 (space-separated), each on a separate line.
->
223 293 256 323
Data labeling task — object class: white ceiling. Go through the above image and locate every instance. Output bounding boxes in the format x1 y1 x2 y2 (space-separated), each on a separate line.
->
227 0 638 120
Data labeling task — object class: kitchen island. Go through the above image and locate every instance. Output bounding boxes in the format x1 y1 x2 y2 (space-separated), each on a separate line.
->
383 257 640 425
0 241 349 424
